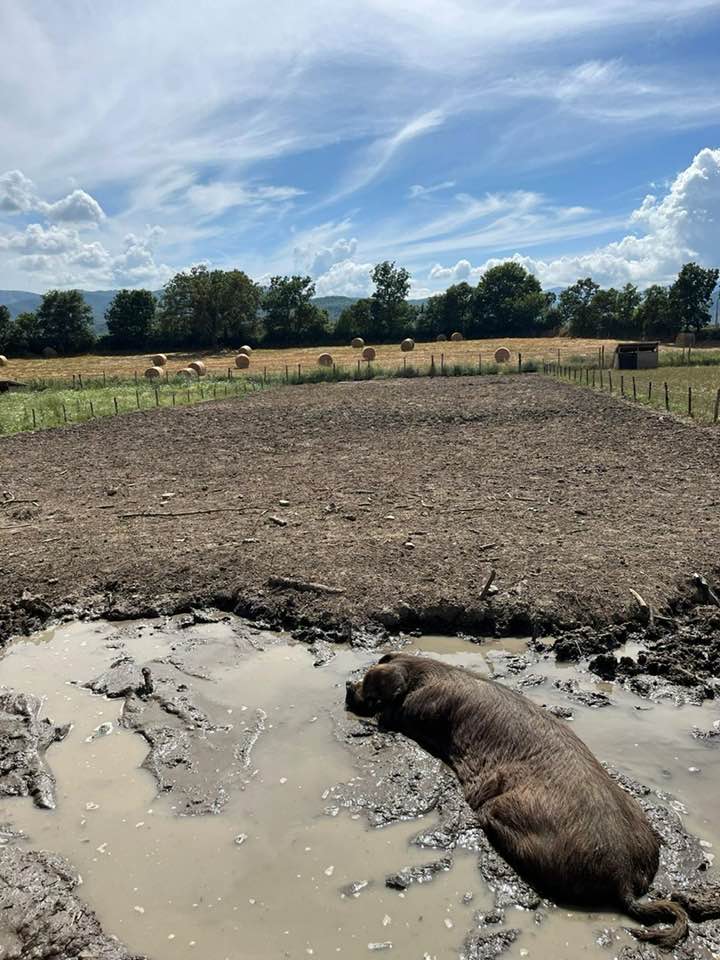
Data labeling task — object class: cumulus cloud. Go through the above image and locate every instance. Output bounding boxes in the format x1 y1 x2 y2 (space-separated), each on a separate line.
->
0 170 37 213
38 188 105 223
427 148 720 290
313 259 374 298
295 237 358 277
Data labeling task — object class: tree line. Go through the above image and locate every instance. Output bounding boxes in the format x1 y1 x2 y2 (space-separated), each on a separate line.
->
0 260 718 358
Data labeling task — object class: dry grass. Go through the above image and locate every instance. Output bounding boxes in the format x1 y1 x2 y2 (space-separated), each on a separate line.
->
4 337 626 384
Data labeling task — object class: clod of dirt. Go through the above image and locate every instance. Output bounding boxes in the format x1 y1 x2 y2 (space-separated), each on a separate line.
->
553 678 612 708
85 657 154 698
0 845 142 960
385 855 453 890
461 927 520 960
552 625 628 662
692 720 720 742
0 690 69 809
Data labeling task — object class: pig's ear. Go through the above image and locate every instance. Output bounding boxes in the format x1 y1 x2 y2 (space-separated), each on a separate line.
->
378 651 405 665
363 661 410 706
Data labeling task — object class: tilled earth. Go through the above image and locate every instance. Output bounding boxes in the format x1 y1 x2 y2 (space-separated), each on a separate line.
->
2 375 720 645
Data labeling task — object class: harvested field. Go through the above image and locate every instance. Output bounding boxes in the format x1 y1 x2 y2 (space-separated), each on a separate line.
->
4 336 625 383
1 375 720 639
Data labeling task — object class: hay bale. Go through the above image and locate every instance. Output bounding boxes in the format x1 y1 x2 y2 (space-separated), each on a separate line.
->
144 365 164 380
362 346 376 361
400 338 415 352
189 360 206 376
235 353 250 369
0 355 7 367
318 353 333 367
450 331 464 342
42 346 58 359
240 344 253 354
351 337 365 349
151 353 167 367
177 367 195 380
494 347 511 363
436 334 447 342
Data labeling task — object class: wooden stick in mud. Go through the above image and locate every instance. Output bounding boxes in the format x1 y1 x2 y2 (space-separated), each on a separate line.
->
267 576 346 595
479 568 497 602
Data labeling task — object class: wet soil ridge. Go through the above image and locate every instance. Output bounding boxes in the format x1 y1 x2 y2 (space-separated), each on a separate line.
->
3 376 720 642
0 690 69 809
0 843 143 960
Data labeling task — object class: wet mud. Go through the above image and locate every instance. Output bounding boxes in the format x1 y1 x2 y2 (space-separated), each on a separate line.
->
0 617 718 959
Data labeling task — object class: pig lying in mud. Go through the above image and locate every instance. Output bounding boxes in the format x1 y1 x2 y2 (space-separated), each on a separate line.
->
345 653 720 949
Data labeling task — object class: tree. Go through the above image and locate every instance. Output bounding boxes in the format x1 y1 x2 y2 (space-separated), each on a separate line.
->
615 283 641 339
590 288 619 338
7 311 43 354
369 261 412 340
158 266 261 347
36 290 95 354
105 289 156 349
634 285 673 340
556 278 601 337
669 262 720 335
472 262 553 337
0 305 11 353
262 275 328 345
335 298 373 342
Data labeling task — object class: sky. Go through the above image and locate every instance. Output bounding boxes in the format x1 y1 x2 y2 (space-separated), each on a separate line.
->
0 0 719 298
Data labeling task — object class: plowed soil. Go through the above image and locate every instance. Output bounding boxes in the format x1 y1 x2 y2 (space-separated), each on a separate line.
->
1 375 719 638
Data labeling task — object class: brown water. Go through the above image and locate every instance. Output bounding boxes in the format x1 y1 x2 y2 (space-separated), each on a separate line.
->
1 621 718 960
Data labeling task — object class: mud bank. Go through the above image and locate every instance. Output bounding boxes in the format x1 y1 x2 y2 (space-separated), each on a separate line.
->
0 617 718 959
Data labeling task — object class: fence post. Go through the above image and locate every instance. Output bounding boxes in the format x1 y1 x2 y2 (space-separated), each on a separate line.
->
648 381 652 402
62 402 68 423
134 370 138 385
136 389 140 409
264 366 268 384
155 388 160 407
632 376 637 401
620 375 625 396
664 382 669 411
441 353 445 375
478 352 481 374
714 388 720 423
608 371 613 392
103 370 106 386
430 354 436 376
518 352 522 373
688 385 692 417
89 400 95 418
78 373 83 389
286 364 290 383
297 363 301 380
113 397 119 415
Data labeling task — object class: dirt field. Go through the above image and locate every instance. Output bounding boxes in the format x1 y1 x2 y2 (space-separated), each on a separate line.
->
2 374 720 641
4 336 621 383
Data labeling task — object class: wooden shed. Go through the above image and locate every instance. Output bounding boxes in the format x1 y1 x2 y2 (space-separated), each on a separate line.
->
613 342 659 370
0 379 26 394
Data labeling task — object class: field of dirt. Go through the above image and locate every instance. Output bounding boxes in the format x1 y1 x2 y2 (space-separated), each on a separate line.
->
2 374 720 644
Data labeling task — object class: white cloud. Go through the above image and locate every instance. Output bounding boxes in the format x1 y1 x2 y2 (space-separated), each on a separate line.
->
426 148 720 290
409 181 456 199
313 259 374 298
294 237 358 276
0 170 36 212
38 188 105 223
186 181 304 219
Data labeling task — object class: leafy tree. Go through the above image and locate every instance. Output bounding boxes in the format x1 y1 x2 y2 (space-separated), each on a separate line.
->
669 262 720 335
262 275 328 345
615 283 641 339
590 288 619 338
472 262 553 337
335 298 373 342
369 261 412 340
105 289 156 349
7 311 43 354
635 285 674 339
36 290 95 354
0 304 11 353
556 278 601 337
158 266 261 347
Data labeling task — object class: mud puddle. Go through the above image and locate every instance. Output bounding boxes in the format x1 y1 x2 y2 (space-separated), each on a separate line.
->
1 620 718 960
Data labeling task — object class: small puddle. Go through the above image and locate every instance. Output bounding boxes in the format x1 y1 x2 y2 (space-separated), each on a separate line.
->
1 621 718 960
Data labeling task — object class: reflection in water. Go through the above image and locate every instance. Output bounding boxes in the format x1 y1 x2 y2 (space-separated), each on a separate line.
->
0 620 717 959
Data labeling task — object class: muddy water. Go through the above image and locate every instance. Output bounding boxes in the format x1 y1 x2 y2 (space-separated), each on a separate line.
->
1 621 718 960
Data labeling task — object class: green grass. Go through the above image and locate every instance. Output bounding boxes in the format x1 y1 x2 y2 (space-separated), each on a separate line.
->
1 360 535 437
551 363 720 423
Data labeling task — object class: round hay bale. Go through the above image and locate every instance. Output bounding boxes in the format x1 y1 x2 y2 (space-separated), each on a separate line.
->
151 353 167 367
436 333 447 342
0 355 7 367
494 347 511 363
145 365 163 380
189 360 206 376
450 331 464 342
42 346 58 359
400 338 415 352
240 344 253 354
235 353 250 369
318 353 333 367
362 346 376 361
177 367 195 380
351 337 365 349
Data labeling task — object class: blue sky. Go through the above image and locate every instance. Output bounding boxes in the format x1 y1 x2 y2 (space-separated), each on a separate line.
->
1 0 719 297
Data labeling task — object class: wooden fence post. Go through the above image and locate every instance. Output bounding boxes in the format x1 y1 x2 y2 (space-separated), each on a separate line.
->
113 397 119 415
714 388 720 423
632 376 637 401
518 352 522 373
688 385 692 417
608 371 613 392
648 381 652 402
664 382 669 411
